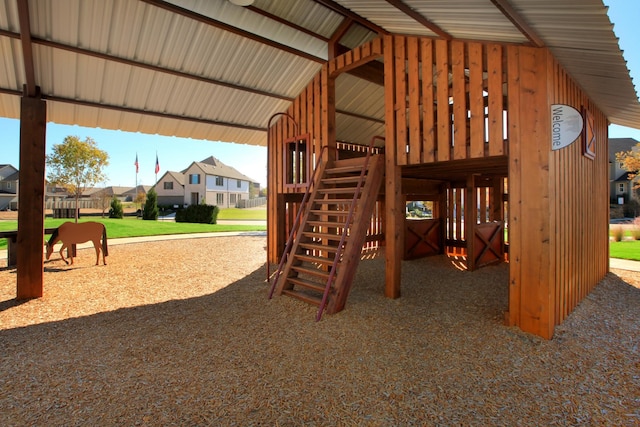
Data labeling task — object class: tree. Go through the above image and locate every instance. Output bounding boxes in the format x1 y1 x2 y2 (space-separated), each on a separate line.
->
46 136 109 221
616 142 640 189
143 188 159 220
109 196 123 219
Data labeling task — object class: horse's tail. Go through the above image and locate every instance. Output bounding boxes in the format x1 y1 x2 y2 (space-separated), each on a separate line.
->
102 225 109 256
47 227 59 247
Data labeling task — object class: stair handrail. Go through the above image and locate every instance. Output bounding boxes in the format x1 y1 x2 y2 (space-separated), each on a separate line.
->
316 136 384 321
268 145 334 299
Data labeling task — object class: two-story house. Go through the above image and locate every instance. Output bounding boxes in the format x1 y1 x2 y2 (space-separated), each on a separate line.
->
0 164 19 210
155 156 257 208
609 138 640 204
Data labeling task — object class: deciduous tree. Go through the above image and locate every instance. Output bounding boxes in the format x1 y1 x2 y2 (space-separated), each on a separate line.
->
46 136 109 221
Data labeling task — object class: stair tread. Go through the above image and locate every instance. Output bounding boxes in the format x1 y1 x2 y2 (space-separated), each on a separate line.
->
307 220 350 228
318 187 359 194
282 289 322 306
321 176 364 184
301 231 346 240
310 209 350 216
299 241 342 252
291 265 331 278
294 253 335 265
286 276 327 292
325 166 366 174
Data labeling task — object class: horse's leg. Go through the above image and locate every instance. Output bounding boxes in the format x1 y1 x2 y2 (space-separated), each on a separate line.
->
59 243 70 265
92 239 100 265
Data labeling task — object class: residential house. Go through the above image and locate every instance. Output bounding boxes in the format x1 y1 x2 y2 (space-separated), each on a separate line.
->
155 156 257 208
0 164 18 210
609 138 639 204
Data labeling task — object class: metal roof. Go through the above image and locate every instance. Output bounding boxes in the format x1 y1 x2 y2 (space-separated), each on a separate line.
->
0 0 638 148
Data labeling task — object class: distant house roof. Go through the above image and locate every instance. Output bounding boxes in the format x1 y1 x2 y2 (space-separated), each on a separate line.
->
614 171 636 182
184 156 257 183
609 138 639 162
3 171 19 181
166 171 185 186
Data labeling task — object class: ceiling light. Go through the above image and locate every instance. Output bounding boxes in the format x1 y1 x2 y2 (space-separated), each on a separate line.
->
229 0 254 6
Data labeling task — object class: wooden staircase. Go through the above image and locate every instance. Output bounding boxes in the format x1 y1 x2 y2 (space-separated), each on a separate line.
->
270 150 384 320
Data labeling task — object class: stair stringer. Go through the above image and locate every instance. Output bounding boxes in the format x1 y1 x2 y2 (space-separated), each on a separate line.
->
325 154 385 314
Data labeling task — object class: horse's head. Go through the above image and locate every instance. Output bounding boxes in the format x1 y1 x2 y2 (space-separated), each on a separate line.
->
45 242 53 260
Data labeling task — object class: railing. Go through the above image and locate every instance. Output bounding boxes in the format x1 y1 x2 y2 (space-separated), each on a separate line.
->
315 135 384 321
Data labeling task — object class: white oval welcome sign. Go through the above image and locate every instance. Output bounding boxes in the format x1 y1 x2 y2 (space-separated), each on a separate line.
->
551 104 583 150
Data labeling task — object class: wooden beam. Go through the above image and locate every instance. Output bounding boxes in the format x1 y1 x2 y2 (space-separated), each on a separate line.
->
384 0 452 40
490 0 545 47
17 92 46 299
141 0 325 63
17 0 37 97
384 35 403 299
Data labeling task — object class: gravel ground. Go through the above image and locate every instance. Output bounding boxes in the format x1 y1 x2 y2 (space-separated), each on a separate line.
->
0 236 638 426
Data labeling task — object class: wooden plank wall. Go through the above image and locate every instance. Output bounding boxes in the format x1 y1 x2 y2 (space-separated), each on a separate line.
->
507 46 609 338
548 57 609 328
387 36 507 165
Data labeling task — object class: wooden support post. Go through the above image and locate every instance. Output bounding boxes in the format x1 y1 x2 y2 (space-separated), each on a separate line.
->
466 174 478 271
17 93 46 299
384 35 403 299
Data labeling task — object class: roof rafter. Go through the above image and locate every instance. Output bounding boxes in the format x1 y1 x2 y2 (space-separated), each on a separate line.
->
0 29 294 102
312 0 389 36
139 0 325 63
489 0 544 47
384 0 452 40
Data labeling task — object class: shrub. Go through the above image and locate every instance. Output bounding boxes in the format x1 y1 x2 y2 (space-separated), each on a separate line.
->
611 226 624 242
142 188 159 220
109 196 123 219
175 204 220 224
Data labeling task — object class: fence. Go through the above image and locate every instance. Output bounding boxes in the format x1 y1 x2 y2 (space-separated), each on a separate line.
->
236 197 267 209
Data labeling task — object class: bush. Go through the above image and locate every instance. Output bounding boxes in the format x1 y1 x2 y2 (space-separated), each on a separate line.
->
175 204 220 224
611 226 624 242
109 196 124 219
143 188 159 220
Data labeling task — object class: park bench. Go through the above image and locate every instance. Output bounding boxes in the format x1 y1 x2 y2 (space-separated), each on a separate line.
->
0 228 58 268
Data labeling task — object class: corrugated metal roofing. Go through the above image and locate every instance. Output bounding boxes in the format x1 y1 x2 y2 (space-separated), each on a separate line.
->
0 0 638 149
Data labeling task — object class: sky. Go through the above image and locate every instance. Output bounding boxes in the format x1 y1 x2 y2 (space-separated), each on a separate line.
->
1 0 639 188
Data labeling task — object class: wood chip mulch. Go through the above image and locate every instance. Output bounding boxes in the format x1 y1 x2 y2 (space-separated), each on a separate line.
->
1 236 638 426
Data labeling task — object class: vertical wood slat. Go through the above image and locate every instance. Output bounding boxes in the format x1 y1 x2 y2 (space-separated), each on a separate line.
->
488 44 504 156
395 36 408 165
407 37 421 164
384 34 403 299
436 39 450 162
512 46 553 339
468 43 484 158
421 39 435 163
452 41 467 160
506 45 521 328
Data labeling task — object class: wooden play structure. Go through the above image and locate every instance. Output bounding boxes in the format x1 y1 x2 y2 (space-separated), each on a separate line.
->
267 36 609 339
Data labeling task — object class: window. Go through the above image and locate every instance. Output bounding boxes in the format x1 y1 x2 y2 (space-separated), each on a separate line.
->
284 133 311 189
230 194 237 204
6 182 11 189
619 183 625 193
216 176 224 186
216 193 224 205
163 181 173 190
237 179 242 188
189 174 200 184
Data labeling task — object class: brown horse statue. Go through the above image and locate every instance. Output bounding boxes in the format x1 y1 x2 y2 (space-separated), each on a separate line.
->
45 222 108 265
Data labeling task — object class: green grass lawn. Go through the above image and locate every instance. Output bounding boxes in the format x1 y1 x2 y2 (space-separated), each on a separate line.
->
609 240 640 261
216 207 266 220
0 216 266 250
